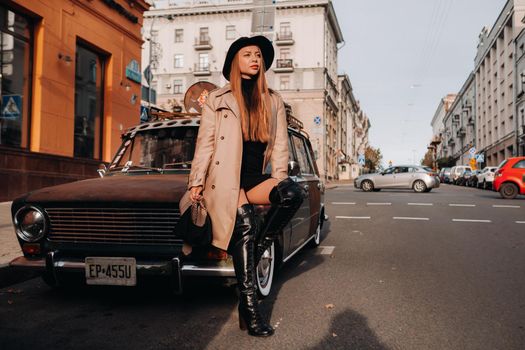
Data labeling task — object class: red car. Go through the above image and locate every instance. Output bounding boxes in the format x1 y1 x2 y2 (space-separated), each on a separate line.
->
493 157 525 199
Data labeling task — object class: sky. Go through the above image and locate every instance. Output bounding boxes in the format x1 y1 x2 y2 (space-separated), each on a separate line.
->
332 0 507 166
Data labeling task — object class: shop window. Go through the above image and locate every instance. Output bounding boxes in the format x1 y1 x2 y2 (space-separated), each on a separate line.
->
74 43 105 159
0 6 33 149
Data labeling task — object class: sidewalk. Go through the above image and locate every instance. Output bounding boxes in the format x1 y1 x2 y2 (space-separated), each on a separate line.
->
0 202 20 267
325 179 355 189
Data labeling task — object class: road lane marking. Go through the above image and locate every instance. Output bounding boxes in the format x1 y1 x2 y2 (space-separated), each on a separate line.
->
516 221 525 224
449 204 476 207
407 203 433 206
492 205 521 208
452 219 491 223
318 246 335 255
331 202 356 205
366 202 391 206
336 216 370 219
393 217 429 221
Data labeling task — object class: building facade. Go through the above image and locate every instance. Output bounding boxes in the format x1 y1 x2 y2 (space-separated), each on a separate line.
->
0 0 149 201
474 0 525 166
515 23 525 156
442 74 476 166
430 93 456 160
143 0 353 180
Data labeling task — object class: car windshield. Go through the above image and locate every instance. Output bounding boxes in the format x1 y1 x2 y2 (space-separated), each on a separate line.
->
110 126 198 172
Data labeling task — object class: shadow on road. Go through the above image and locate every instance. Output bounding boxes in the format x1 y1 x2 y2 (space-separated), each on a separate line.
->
305 308 392 350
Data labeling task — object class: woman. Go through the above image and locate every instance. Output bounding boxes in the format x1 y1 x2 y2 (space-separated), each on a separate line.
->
187 36 304 337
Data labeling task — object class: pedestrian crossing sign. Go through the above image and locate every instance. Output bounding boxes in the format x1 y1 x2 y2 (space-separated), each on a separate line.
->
1 95 22 120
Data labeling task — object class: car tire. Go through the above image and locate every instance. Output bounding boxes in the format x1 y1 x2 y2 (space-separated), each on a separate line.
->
372 189 381 192
413 180 427 193
307 218 322 248
482 180 487 190
499 182 519 199
42 271 59 288
361 180 374 192
257 241 275 298
424 188 432 192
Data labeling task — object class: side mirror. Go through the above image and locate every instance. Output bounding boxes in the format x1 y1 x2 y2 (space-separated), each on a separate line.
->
288 160 300 176
97 163 107 178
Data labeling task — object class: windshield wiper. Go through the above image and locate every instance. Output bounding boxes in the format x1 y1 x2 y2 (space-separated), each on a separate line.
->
164 161 192 169
110 165 163 173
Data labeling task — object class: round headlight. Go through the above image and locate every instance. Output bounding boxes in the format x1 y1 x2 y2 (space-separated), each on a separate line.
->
14 206 47 242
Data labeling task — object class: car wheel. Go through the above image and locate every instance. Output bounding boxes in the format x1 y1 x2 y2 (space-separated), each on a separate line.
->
307 218 322 248
425 188 432 192
257 241 275 298
42 271 59 288
361 180 374 192
499 182 519 199
413 180 427 193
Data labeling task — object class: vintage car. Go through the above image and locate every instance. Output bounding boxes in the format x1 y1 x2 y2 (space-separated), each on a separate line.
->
9 96 325 297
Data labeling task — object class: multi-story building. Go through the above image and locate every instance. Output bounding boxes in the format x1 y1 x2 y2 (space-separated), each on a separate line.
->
142 0 350 179
474 0 525 166
515 22 525 156
0 0 149 201
337 74 369 179
442 74 476 165
430 94 456 160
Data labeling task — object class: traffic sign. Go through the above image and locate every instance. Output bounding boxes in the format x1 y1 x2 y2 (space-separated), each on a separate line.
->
468 147 476 156
469 158 477 170
1 95 22 120
475 154 484 163
358 154 365 166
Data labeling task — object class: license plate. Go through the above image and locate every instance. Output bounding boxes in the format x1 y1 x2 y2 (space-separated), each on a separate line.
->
85 257 136 286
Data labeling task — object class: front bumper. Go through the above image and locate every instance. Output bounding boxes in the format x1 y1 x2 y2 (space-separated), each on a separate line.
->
10 253 236 291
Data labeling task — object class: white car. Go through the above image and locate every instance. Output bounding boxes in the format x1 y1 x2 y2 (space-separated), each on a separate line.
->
476 166 498 189
354 165 440 193
450 165 472 184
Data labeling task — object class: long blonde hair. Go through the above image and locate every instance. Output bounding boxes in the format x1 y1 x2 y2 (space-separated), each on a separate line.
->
229 52 271 142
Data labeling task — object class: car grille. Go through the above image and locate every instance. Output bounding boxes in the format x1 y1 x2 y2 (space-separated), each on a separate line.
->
45 208 182 245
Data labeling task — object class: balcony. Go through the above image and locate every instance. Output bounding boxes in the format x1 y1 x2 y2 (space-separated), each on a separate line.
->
275 32 294 46
456 126 466 138
274 59 294 73
194 37 212 50
193 63 211 76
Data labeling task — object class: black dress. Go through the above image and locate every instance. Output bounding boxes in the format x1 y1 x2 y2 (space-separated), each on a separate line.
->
239 78 271 191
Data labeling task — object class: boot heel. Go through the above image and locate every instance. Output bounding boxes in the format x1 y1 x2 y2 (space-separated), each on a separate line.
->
239 314 247 331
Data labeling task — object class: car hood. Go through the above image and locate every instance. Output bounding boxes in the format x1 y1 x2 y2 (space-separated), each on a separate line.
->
21 174 189 204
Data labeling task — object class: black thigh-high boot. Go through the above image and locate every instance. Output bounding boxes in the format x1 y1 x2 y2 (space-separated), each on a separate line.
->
227 204 274 337
256 178 306 263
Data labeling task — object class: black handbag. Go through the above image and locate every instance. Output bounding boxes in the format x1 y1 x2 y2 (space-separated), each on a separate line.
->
177 191 212 247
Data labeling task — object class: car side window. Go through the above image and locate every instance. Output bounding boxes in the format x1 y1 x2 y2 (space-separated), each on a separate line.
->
384 167 395 174
291 134 313 175
513 160 525 169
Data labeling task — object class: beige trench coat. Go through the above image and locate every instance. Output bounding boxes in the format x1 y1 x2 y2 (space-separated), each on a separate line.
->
188 84 289 250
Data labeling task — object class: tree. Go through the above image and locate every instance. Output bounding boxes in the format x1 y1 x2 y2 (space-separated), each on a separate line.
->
436 156 455 168
421 148 433 167
364 146 383 172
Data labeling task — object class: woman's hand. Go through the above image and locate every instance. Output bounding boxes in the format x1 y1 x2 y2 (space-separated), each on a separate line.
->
189 186 203 202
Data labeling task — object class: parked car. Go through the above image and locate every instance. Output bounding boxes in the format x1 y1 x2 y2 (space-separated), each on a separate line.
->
466 169 481 187
493 157 525 199
450 165 472 185
439 167 452 183
476 166 498 189
354 165 440 193
456 168 472 186
9 106 326 297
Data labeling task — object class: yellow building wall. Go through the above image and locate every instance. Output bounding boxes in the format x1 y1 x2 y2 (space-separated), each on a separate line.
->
14 0 148 161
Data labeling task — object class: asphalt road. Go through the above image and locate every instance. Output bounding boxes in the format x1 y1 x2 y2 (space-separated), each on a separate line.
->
1 184 524 349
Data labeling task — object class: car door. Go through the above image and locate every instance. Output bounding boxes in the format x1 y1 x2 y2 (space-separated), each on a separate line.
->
288 132 313 250
392 166 411 187
375 167 395 188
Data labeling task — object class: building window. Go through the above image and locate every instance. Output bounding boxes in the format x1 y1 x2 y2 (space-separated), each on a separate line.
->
199 27 209 44
175 28 183 43
198 53 209 71
280 48 290 59
174 54 184 68
173 79 183 94
226 25 236 40
74 43 105 160
280 22 291 35
279 76 290 90
0 6 33 149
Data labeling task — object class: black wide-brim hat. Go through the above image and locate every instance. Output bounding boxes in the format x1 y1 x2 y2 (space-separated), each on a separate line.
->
222 35 274 81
